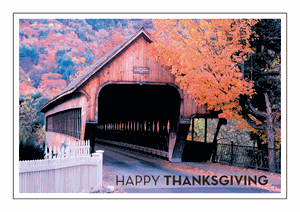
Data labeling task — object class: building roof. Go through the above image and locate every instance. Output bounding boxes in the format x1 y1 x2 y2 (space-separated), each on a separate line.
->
40 27 152 113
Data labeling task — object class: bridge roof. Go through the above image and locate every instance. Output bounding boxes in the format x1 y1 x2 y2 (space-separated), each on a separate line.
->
40 27 152 113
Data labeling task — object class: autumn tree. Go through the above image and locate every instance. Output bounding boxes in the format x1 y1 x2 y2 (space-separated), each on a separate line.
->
150 19 257 119
149 19 258 159
69 29 126 81
38 73 67 98
19 80 37 96
97 29 126 60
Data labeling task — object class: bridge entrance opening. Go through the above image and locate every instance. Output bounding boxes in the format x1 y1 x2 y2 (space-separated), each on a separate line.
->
95 84 181 156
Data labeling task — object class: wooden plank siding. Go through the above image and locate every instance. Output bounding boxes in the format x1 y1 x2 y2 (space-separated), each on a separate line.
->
78 36 207 124
44 93 88 147
41 28 208 144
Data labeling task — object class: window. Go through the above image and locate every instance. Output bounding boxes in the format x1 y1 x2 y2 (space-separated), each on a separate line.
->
46 108 81 139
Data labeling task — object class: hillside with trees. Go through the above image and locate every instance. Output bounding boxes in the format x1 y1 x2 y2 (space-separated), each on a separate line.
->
19 19 153 99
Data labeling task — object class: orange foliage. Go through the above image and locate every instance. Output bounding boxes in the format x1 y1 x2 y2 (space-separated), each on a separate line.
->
149 19 258 120
80 57 86 64
97 30 126 60
19 20 130 99
19 81 37 96
38 73 67 98
69 30 126 82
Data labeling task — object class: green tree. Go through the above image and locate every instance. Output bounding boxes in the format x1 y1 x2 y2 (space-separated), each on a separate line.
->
55 54 76 82
19 92 48 160
239 19 281 172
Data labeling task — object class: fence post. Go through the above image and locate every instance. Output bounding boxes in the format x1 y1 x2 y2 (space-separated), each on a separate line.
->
92 150 104 190
49 146 52 159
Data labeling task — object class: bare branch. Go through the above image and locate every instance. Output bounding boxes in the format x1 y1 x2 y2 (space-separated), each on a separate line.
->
246 98 268 118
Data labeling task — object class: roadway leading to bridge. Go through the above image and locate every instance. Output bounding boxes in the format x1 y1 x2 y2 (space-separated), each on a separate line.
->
94 143 280 193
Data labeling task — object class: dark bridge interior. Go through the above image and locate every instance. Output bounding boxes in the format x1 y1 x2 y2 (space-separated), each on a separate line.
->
95 84 181 154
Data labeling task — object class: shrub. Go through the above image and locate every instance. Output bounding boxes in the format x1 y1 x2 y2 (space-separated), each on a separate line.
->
19 140 45 161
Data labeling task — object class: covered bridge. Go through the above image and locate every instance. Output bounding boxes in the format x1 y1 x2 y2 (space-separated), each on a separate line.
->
40 28 218 162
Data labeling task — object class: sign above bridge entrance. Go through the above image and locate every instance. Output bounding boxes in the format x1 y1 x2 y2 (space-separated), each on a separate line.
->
133 67 150 74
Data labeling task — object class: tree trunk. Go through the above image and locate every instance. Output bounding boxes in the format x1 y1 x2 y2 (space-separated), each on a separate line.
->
242 93 277 172
264 93 276 172
212 118 227 163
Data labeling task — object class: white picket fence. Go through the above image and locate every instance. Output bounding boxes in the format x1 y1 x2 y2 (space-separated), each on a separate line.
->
19 140 104 193
44 140 91 159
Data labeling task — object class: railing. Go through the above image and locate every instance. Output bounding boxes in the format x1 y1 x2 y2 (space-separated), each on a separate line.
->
216 143 281 173
92 120 171 153
100 139 169 158
94 126 170 158
19 140 104 193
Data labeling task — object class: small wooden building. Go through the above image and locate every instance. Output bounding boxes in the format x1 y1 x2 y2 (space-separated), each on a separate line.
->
40 28 216 162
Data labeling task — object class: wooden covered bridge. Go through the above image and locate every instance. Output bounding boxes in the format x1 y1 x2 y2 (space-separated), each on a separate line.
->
40 28 219 162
